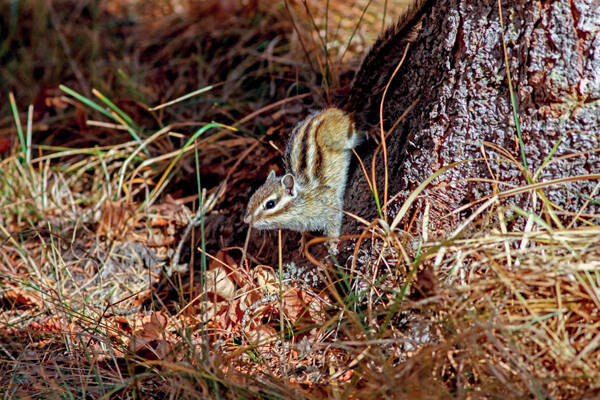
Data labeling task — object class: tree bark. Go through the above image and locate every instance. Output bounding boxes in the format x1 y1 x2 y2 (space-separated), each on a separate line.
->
343 0 600 239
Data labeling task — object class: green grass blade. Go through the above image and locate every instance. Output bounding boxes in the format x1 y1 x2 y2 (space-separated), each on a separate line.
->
59 84 114 120
26 104 34 163
498 0 530 181
534 136 563 180
8 92 26 156
92 88 143 135
61 85 148 154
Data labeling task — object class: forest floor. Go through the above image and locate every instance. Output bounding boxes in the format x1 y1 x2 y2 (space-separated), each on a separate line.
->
1 1 599 398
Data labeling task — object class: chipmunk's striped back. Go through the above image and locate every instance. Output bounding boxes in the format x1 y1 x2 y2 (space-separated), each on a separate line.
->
285 108 360 189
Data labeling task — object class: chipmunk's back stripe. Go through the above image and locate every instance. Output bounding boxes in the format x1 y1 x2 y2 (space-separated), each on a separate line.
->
347 121 354 139
295 114 316 178
312 117 326 181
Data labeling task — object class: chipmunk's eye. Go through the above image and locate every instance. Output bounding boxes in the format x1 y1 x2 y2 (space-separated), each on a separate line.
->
265 199 276 210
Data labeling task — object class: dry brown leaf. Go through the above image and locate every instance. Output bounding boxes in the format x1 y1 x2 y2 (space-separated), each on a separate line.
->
209 250 242 283
226 298 246 328
97 200 136 238
1 288 40 309
129 312 173 361
110 316 133 336
305 292 328 324
205 266 236 301
245 324 277 347
282 287 306 323
150 195 191 228
253 265 278 294
146 230 176 246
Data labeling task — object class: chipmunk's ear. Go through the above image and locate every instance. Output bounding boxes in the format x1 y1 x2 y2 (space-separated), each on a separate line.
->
282 174 296 197
268 170 276 180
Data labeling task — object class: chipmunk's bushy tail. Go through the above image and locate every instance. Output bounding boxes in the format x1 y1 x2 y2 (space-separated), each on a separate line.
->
341 0 435 127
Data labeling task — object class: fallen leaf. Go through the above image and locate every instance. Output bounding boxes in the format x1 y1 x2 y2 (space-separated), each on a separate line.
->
205 266 236 301
253 265 278 294
129 312 172 361
97 200 136 238
1 288 40 310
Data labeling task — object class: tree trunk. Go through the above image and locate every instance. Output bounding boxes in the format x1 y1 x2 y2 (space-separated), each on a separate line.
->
343 0 600 239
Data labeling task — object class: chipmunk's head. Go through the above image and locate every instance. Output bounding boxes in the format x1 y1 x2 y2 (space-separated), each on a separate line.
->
244 170 300 230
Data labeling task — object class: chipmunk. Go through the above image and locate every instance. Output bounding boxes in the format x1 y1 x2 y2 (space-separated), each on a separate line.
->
244 108 359 239
244 0 433 242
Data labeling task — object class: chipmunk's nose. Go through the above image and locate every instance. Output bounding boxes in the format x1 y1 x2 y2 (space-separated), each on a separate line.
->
243 214 251 224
